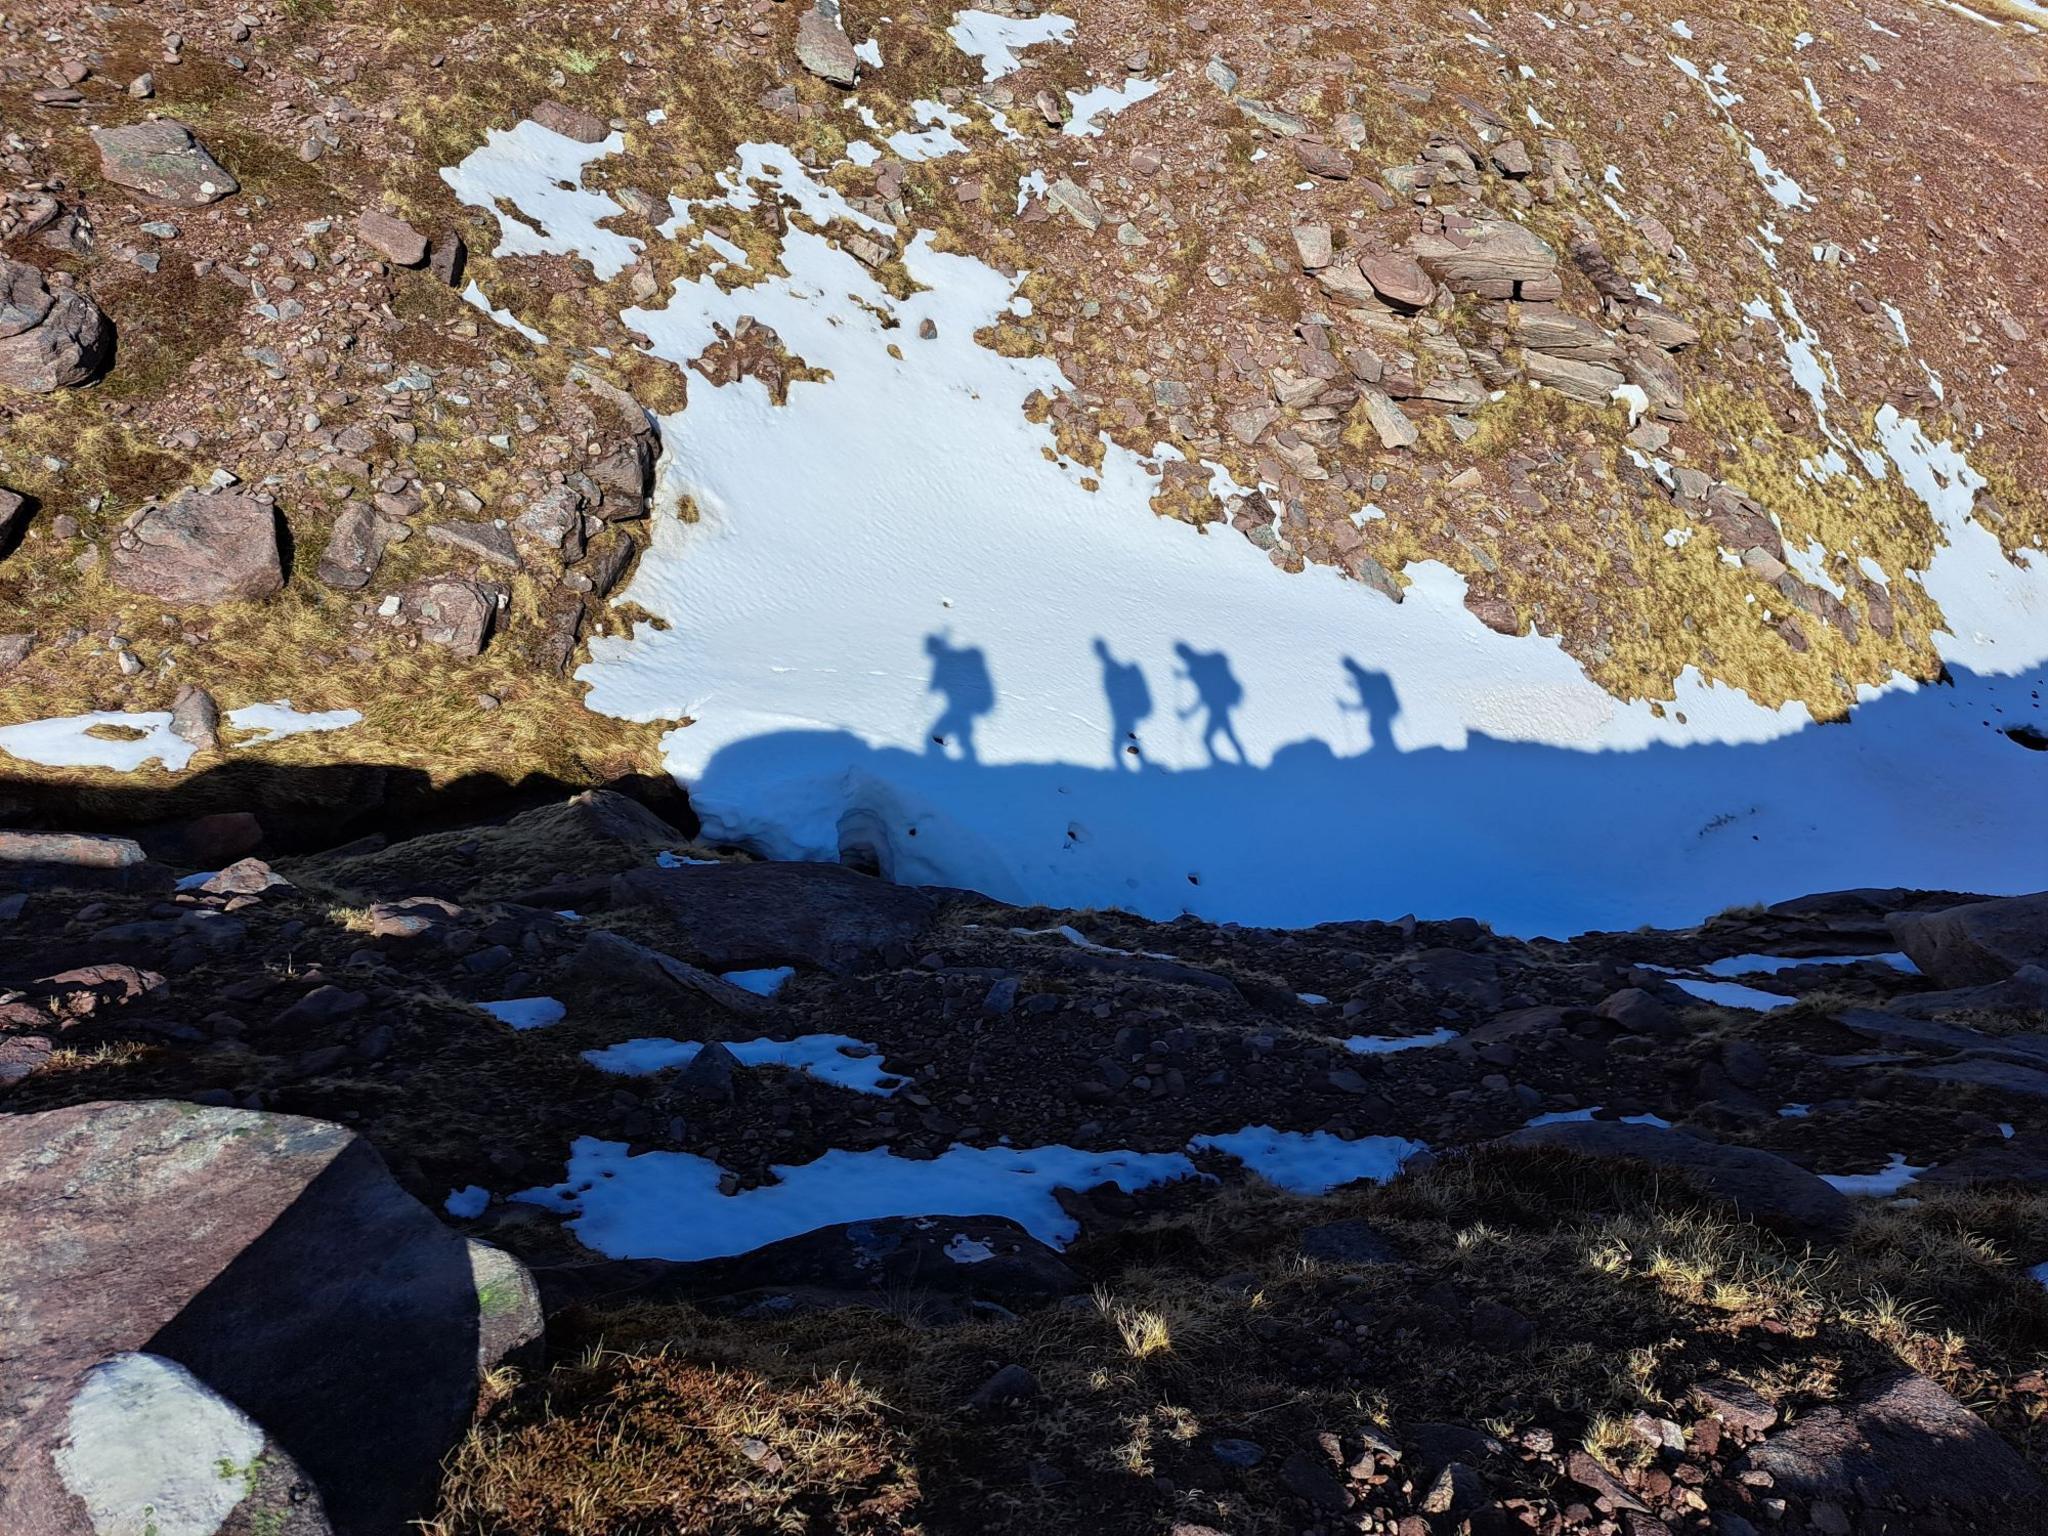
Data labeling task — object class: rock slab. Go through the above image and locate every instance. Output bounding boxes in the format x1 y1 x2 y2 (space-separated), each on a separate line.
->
109 491 284 604
1889 891 2048 987
1 258 111 393
1502 1120 1852 1236
90 120 238 206
1737 1370 2043 1513
0 1100 542 1536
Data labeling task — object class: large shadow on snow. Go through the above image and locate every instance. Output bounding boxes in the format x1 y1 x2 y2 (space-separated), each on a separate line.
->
689 652 2048 939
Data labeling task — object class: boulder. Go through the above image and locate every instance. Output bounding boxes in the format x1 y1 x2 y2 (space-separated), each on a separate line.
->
1736 1370 2042 1513
356 209 427 267
0 1100 542 1536
169 683 220 749
566 927 773 1016
1598 986 1681 1036
1916 1139 2048 1188
1408 219 1556 292
0 1034 55 1086
1501 1120 1852 1237
428 232 467 286
1 258 111 393
1511 306 1620 364
527 101 608 143
1889 891 2048 987
425 519 520 569
1882 963 2048 1022
1359 253 1434 309
1907 1057 2048 1099
1 486 30 551
109 491 284 604
1356 387 1419 450
0 830 147 870
608 860 938 973
1523 348 1627 405
317 503 407 590
1294 140 1353 180
89 119 238 206
399 576 495 654
2 1352 333 1536
1403 947 1502 1008
795 0 861 85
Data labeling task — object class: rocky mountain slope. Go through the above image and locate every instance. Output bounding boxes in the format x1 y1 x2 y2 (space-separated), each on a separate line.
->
1 0 2044 813
4 789 2047 1534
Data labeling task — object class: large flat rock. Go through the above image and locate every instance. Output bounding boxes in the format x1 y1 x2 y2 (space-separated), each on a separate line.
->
1889 891 2048 987
1737 1369 2043 1515
1500 1120 1852 1237
0 1101 540 1536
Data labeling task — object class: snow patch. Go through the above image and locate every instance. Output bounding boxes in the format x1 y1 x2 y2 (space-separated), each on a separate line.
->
945 9 1076 80
1821 1152 1925 1196
226 699 363 744
722 966 797 997
479 997 567 1031
1189 1126 1428 1195
1343 1027 1459 1055
582 1033 905 1095
1669 977 1797 1011
516 1137 1195 1260
1065 77 1160 136
1705 952 1917 976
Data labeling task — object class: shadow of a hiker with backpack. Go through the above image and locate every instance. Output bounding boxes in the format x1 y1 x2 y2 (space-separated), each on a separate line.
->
1173 641 1247 765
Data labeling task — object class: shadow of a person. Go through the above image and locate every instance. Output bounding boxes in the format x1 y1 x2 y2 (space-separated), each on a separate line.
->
1093 638 1152 770
1339 658 1403 754
1173 641 1248 764
924 632 994 761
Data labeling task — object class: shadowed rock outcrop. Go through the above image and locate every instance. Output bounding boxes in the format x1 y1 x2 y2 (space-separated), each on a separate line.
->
0 1101 541 1536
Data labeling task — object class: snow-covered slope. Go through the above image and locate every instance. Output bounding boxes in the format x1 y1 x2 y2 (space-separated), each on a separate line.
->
445 62 2048 937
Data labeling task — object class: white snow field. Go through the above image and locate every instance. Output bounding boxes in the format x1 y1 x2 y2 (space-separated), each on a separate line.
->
442 53 2048 940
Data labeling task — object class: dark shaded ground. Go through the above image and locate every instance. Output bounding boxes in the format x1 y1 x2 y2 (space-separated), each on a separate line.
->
4 783 2047 1534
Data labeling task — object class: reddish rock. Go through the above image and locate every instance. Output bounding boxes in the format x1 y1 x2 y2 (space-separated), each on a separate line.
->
89 119 238 206
1409 219 1557 290
795 0 861 85
1737 1370 2043 1513
0 258 111 393
528 100 608 143
1294 140 1353 180
356 208 428 267
108 491 285 605
1359 253 1435 309
399 575 496 654
0 830 146 869
0 1101 542 1535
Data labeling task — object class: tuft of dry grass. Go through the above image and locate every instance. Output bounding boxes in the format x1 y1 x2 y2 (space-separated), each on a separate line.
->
427 1348 917 1536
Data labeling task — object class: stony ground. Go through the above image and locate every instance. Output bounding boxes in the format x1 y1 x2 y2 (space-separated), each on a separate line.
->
3 0 2046 817
4 789 2046 1534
